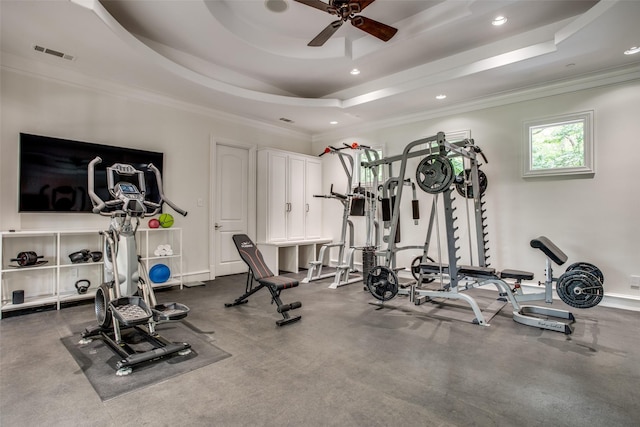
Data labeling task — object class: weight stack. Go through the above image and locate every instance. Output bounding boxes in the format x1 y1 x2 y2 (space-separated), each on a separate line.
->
362 246 377 284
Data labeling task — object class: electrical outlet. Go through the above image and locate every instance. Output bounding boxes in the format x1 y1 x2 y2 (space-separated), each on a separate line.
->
630 275 640 290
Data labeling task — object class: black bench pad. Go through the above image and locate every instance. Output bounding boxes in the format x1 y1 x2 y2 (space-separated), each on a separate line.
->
500 269 534 281
419 262 533 281
419 262 449 273
259 276 299 291
458 265 496 277
530 236 568 266
419 262 497 277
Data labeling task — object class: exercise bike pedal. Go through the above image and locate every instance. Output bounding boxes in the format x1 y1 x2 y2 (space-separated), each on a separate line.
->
152 302 190 322
110 296 152 326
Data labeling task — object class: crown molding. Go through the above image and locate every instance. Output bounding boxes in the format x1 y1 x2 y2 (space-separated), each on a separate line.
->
0 52 310 141
312 63 640 143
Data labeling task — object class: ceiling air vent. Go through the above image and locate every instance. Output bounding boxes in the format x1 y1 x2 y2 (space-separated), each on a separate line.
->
33 45 75 61
279 117 294 123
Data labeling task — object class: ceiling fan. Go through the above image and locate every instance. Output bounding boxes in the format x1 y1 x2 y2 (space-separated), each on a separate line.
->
294 0 398 47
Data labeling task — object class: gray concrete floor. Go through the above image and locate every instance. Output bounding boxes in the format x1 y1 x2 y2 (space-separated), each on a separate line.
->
1 273 640 426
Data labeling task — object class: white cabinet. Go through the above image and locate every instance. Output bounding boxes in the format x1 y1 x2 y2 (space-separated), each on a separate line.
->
0 228 182 317
257 149 323 243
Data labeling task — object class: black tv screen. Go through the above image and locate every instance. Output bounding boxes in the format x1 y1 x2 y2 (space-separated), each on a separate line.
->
19 133 164 213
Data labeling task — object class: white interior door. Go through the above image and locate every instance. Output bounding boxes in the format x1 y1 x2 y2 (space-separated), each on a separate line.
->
215 144 250 276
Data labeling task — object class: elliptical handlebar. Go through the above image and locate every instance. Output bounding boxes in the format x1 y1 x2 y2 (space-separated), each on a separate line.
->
147 163 187 217
87 156 188 218
87 157 108 215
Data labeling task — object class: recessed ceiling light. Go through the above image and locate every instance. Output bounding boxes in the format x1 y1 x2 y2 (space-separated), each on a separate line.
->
624 46 640 55
436 94 447 100
492 16 507 26
330 121 338 125
350 68 360 75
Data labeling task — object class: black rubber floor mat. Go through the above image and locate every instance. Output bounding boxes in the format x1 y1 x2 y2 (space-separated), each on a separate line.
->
61 322 231 401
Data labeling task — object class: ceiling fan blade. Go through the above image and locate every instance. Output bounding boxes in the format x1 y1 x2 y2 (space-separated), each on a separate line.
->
308 20 343 47
350 15 398 42
293 0 332 13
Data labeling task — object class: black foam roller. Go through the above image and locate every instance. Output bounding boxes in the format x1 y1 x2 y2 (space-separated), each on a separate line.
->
412 200 420 220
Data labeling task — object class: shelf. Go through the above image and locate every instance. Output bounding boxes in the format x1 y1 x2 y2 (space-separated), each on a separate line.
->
1 228 182 318
146 255 180 261
1 260 56 273
1 295 58 311
59 261 104 268
59 289 97 302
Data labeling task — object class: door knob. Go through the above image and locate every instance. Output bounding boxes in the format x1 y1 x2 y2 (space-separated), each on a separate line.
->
215 223 222 230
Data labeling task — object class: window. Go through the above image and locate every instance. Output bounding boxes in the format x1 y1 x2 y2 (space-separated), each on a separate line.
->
354 148 383 187
445 130 471 176
523 111 594 177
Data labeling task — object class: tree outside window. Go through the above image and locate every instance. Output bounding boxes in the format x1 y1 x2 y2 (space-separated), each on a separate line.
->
523 111 594 177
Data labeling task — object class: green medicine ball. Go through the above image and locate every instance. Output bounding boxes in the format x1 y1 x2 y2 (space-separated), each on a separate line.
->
158 213 174 228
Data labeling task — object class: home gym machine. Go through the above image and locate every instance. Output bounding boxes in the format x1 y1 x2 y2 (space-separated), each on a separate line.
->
362 132 512 326
80 156 191 375
302 143 380 289
363 132 604 333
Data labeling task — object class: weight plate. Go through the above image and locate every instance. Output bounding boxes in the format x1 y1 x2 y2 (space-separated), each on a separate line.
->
415 154 454 194
556 270 604 309
366 266 399 301
455 169 488 198
566 262 604 284
411 256 436 283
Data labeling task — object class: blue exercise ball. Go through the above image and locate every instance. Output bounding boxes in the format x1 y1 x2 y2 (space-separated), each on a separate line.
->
149 264 171 283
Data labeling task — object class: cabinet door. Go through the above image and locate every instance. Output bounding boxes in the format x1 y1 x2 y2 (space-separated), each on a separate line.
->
287 155 306 241
267 152 288 242
305 159 323 239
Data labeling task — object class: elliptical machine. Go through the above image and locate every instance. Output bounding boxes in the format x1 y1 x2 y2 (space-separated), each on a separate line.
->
80 156 191 376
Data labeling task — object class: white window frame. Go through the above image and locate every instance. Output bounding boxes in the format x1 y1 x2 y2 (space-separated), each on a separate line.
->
353 147 383 189
523 110 594 178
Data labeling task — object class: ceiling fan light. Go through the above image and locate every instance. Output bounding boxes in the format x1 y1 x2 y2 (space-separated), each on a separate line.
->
264 0 288 13
350 68 360 75
624 46 640 55
492 16 507 26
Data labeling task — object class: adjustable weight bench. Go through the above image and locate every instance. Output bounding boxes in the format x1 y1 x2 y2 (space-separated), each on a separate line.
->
226 234 302 326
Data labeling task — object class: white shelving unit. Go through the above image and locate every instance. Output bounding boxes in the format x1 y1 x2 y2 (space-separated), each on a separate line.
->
137 227 183 289
0 227 182 318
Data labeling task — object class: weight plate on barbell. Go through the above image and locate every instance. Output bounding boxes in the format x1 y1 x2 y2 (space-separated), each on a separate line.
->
415 154 455 194
556 270 604 309
366 266 399 301
455 169 488 198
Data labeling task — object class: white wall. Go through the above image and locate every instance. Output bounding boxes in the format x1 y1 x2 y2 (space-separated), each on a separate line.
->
313 79 640 302
0 68 312 280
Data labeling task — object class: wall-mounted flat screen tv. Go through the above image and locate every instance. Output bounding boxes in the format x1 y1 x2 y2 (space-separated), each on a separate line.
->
19 133 164 213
